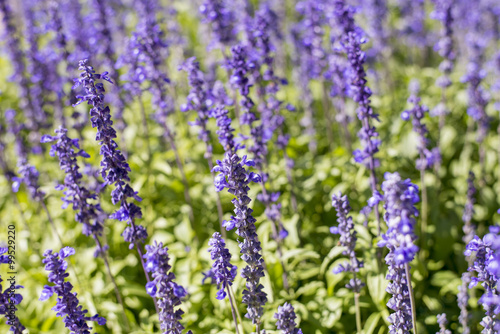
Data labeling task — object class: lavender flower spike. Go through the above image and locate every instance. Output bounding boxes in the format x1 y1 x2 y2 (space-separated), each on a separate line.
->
40 247 106 332
213 153 267 325
379 172 419 334
333 0 382 233
465 226 500 333
436 313 451 334
330 193 364 291
274 302 303 334
401 81 441 171
41 127 105 239
208 232 237 300
144 241 189 334
0 247 25 333
73 59 147 249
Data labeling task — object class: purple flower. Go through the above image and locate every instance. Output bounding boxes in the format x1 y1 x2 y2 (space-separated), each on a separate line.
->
143 241 188 334
330 193 364 292
227 44 257 125
431 0 455 89
463 171 477 244
41 247 106 332
379 172 419 333
437 313 451 334
465 226 500 332
294 0 327 80
402 82 441 170
0 247 25 334
41 127 106 242
11 159 45 201
213 152 267 324
179 57 213 152
74 59 146 249
199 0 237 48
396 0 427 47
208 232 237 300
274 302 303 334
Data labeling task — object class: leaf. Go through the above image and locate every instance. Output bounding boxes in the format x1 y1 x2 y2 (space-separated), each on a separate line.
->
363 312 381 334
366 273 387 306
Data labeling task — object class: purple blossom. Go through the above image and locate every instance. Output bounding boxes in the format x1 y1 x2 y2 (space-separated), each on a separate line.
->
463 171 477 244
199 0 237 48
73 59 146 249
379 172 419 333
401 82 441 170
294 0 327 79
330 193 364 292
40 247 106 332
461 37 490 145
11 159 45 201
227 44 257 125
465 226 500 333
396 0 427 47
209 106 238 153
143 241 188 334
274 302 303 334
208 232 237 300
332 0 381 227
436 313 451 334
41 127 106 241
213 152 267 324
179 57 213 153
431 0 455 90
0 247 25 334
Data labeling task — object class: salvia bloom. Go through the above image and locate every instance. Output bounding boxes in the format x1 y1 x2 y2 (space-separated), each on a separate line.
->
436 313 451 334
397 0 427 47
465 226 500 333
73 60 146 249
401 81 441 170
362 0 388 59
227 44 256 125
461 37 490 145
431 0 455 90
463 171 477 244
0 247 25 334
41 127 106 239
11 159 45 201
199 0 237 48
379 172 419 333
333 0 382 217
294 0 327 79
274 302 303 334
40 247 106 332
143 241 189 334
209 106 238 153
330 193 364 292
208 232 237 300
213 152 267 324
179 57 213 154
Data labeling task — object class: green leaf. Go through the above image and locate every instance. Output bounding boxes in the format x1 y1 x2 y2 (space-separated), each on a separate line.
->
363 312 381 334
366 273 387 306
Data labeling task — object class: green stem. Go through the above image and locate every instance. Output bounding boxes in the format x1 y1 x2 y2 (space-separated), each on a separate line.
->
405 263 418 334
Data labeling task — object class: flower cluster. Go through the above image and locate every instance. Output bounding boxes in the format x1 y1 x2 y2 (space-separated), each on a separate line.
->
0 247 25 334
330 193 364 292
463 171 476 243
437 313 451 334
431 0 455 89
143 241 189 334
227 44 256 125
179 57 213 153
12 159 45 202
294 0 327 79
40 247 106 332
199 0 237 48
401 82 441 170
274 302 303 334
208 232 237 300
465 226 500 332
41 127 106 240
73 59 147 249
379 172 419 333
213 152 267 324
